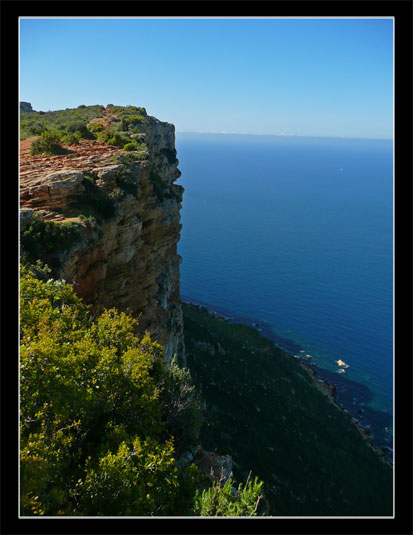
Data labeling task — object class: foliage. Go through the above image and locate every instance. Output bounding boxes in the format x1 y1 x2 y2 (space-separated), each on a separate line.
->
30 130 70 156
194 476 264 516
70 175 117 222
123 142 139 151
113 167 140 198
25 259 52 282
20 214 82 272
117 113 147 132
97 129 130 148
19 267 202 516
112 152 147 164
60 133 80 146
87 122 105 133
20 105 105 140
66 121 96 140
158 356 203 454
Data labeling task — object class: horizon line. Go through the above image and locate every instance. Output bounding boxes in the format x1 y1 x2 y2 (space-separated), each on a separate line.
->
176 131 394 141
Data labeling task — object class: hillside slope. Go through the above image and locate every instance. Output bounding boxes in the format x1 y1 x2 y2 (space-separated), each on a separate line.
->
183 302 393 516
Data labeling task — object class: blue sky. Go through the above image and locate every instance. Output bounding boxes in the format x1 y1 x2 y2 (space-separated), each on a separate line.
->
19 17 393 139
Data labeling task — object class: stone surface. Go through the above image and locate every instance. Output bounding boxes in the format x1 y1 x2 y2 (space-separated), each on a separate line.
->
194 448 234 484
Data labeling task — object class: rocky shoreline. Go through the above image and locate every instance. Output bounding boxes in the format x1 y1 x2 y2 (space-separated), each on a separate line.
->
298 361 392 467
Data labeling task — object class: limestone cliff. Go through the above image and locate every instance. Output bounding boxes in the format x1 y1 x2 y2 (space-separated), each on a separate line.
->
20 109 185 365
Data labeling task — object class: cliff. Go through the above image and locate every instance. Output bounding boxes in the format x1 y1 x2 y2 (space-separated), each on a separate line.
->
20 106 185 366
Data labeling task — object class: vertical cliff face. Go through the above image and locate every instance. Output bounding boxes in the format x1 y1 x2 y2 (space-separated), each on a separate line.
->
20 111 185 365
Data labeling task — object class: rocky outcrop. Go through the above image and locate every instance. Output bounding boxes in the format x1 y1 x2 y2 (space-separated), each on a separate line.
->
20 112 185 366
20 101 34 112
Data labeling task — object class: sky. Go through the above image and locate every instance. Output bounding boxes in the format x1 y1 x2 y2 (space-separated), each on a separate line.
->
19 17 394 139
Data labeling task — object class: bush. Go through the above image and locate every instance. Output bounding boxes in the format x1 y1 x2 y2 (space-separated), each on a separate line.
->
61 133 80 146
19 267 201 516
123 142 138 151
114 168 139 198
194 476 264 516
112 152 146 164
97 130 130 147
71 175 117 222
30 130 69 156
20 214 82 271
66 122 95 140
159 356 203 453
88 122 104 133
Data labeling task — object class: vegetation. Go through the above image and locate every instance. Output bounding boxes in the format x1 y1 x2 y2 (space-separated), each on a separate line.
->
87 122 105 133
70 174 117 222
112 152 148 164
21 104 151 153
19 269 264 516
20 214 82 272
96 129 130 148
20 105 105 140
182 302 393 516
194 476 264 516
29 130 70 156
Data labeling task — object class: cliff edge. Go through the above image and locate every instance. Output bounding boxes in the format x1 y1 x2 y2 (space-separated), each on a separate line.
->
20 105 185 365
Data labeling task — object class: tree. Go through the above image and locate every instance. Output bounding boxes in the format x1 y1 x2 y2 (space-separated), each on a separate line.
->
19 266 198 516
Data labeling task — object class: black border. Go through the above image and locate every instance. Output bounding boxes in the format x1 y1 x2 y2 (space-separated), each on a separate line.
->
2 1 412 534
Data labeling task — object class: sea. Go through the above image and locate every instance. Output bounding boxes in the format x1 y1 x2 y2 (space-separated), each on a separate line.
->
175 132 394 457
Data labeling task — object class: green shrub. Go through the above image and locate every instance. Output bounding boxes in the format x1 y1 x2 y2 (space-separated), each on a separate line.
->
114 168 139 198
120 117 129 132
61 133 80 146
159 356 203 453
20 106 105 141
19 267 201 516
97 130 130 147
123 142 138 151
20 214 82 271
88 122 104 133
194 476 264 516
112 152 146 164
25 259 52 281
30 130 69 156
70 175 117 222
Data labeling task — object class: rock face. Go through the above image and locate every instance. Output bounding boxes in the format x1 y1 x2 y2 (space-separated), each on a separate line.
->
20 113 185 366
20 101 34 112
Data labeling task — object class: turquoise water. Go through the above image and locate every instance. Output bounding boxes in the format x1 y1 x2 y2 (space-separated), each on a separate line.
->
176 132 393 451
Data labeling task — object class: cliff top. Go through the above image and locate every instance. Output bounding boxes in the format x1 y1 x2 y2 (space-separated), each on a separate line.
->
20 105 147 187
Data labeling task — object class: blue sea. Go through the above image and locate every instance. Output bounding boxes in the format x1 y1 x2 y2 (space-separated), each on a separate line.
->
175 132 393 454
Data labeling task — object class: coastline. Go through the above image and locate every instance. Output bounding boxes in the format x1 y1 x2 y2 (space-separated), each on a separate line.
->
181 296 393 466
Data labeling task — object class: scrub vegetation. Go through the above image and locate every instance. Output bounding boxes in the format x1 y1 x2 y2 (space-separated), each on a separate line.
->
182 302 393 516
19 267 265 516
20 104 149 155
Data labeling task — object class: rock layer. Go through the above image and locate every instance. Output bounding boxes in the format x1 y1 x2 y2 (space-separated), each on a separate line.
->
20 114 185 366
